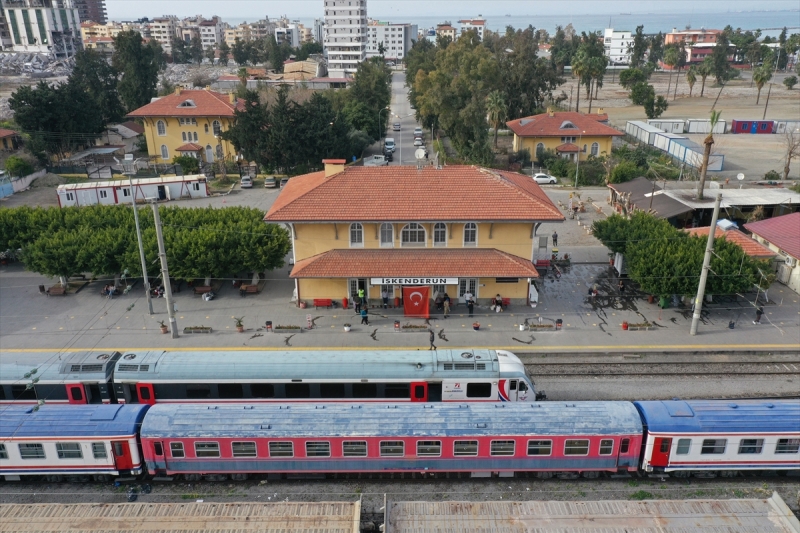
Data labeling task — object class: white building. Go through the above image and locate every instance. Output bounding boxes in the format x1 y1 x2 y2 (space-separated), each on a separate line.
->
150 16 178 54
604 28 632 65
458 18 485 41
1 9 13 50
366 22 417 61
323 0 367 78
313 18 324 44
275 25 300 48
2 0 82 58
57 176 210 208
198 18 223 49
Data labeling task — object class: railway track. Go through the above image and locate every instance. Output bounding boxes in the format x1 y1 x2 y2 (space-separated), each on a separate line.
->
525 361 800 377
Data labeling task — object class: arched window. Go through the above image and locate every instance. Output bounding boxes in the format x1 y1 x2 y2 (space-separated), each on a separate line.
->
204 124 209 134
401 223 426 247
536 143 545 157
160 145 169 160
212 120 222 136
156 120 166 136
463 222 477 246
380 223 393 247
591 142 599 156
349 223 363 247
181 132 187 142
193 132 198 142
205 145 214 162
433 223 447 247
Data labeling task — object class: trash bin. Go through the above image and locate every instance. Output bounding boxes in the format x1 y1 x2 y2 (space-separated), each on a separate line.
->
394 296 400 308
342 297 348 309
394 320 401 331
556 319 562 330
265 321 272 332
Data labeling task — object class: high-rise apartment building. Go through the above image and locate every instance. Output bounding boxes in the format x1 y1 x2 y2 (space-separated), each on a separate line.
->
366 21 417 62
0 9 13 50
2 0 82 58
73 0 106 24
323 0 367 78
149 15 178 54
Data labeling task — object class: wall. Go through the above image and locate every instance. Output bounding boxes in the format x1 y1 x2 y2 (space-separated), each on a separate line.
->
514 135 613 161
142 116 236 164
10 169 45 193
753 236 800 294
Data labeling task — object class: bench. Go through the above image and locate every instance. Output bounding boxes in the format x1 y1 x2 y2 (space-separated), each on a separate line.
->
193 286 213 295
239 284 259 297
502 297 511 308
313 298 333 309
47 286 67 296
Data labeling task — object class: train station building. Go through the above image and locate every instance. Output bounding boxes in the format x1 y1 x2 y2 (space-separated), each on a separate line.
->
264 160 564 314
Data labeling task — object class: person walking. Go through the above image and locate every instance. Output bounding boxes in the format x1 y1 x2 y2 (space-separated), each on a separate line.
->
552 231 558 247
357 288 366 308
753 306 763 325
442 293 451 319
618 280 625 294
360 307 369 326
429 329 436 351
353 293 362 313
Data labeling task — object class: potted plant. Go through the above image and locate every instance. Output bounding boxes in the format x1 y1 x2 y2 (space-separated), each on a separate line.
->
158 320 168 334
472 321 480 331
234 316 245 332
343 323 351 332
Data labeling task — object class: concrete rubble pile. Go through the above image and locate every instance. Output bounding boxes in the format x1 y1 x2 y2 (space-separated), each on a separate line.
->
0 52 75 76
160 64 238 88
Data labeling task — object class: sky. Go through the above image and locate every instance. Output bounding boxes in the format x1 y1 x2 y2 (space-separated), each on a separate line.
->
107 0 800 22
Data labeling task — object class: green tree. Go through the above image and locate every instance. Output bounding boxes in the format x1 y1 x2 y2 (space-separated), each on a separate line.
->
644 93 669 119
697 110 721 200
752 65 773 104
571 47 587 112
112 30 161 112
697 57 713 96
663 45 679 97
222 89 270 170
172 155 200 174
377 42 386 57
686 66 697 96
218 40 230 66
710 31 733 84
205 45 216 63
485 90 506 149
629 82 654 105
784 75 798 89
619 68 647 89
170 36 189 63
69 48 124 125
608 160 640 184
4 155 34 178
189 35 204 64
647 32 664 69
231 37 249 65
628 25 648 68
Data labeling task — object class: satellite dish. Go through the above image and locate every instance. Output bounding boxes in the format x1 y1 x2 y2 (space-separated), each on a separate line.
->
415 148 426 160
737 173 745 181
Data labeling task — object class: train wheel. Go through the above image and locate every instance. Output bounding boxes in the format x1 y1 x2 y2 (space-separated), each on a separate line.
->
205 474 228 482
556 472 580 480
581 471 600 479
719 470 738 478
93 475 111 482
535 472 553 479
231 473 248 481
670 470 690 478
45 475 63 483
183 474 201 482
692 471 717 479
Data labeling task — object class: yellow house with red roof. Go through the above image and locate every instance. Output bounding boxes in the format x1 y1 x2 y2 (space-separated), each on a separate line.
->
507 110 622 163
265 160 565 310
127 88 239 164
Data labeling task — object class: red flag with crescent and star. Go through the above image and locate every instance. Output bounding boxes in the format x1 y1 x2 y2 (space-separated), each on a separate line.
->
402 286 429 318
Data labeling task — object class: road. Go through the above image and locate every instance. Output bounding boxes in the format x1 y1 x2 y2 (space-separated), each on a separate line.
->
367 71 427 166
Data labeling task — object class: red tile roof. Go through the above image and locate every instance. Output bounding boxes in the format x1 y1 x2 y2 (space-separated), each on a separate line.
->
556 143 579 153
744 212 800 259
291 249 540 278
506 111 623 138
0 128 18 138
264 165 565 223
685 227 776 258
175 143 203 151
127 89 236 118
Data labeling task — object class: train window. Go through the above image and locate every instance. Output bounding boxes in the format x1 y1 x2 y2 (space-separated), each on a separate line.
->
232 442 257 457
675 439 691 455
0 444 7 459
250 383 274 398
738 439 763 454
153 442 163 456
775 438 800 454
56 443 83 459
417 441 441 456
700 439 727 455
384 384 410 399
599 439 614 455
0 386 5 400
659 440 670 453
170 442 185 458
69 387 84 401
620 438 631 454
11 385 36 400
519 381 528 392
380 441 404 457
454 440 478 456
92 443 107 459
18 443 45 459
269 442 294 457
414 385 425 398
343 441 367 457
527 440 552 456
306 442 331 457
564 439 589 455
195 442 220 458
490 440 516 456
186 384 211 399
353 383 377 398
218 384 243 399
466 383 492 398
320 383 346 398
285 383 310 398
139 387 150 400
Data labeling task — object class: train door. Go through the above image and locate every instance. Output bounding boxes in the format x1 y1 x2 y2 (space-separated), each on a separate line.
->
428 383 442 402
111 441 133 472
410 382 427 402
136 383 156 405
66 384 87 404
508 379 518 401
650 437 672 468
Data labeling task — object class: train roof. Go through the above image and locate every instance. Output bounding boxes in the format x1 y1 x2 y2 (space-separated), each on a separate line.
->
0 351 121 384
633 400 800 434
140 402 643 439
0 404 149 439
113 349 523 382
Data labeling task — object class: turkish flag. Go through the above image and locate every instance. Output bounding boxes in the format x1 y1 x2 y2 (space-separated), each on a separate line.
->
403 286 429 318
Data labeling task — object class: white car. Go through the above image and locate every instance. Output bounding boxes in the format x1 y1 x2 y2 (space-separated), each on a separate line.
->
532 173 557 185
384 138 396 152
413 127 423 137
413 138 423 146
240 176 253 188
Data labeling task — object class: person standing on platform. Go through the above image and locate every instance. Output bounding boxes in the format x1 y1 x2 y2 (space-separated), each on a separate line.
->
464 291 475 317
429 329 436 350
353 293 362 313
552 231 558 247
360 307 369 326
443 293 451 319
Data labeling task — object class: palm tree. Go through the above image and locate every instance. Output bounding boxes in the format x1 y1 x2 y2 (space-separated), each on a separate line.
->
572 49 588 112
753 65 773 104
377 42 386 58
486 90 507 149
586 56 607 114
237 67 248 87
663 47 679 97
686 66 697 97
697 110 721 200
697 58 713 97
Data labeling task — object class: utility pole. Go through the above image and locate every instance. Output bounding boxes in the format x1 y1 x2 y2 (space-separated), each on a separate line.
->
690 193 722 336
128 174 153 315
151 202 178 338
762 83 772 120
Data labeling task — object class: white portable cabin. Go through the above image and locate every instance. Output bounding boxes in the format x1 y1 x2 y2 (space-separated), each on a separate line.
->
667 138 724 171
625 121 661 146
57 175 209 208
647 119 685 133
774 120 800 134
653 132 686 152
685 119 727 134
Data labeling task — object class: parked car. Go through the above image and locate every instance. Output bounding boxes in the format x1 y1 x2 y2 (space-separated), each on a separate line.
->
393 123 401 131
413 138 423 147
532 173 557 185
364 154 389 166
384 138 396 152
384 150 393 162
240 176 253 188
280 177 290 188
263 176 277 188
413 127 423 137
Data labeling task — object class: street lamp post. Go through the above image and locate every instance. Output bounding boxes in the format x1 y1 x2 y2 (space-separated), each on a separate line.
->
377 106 389 152
574 130 585 189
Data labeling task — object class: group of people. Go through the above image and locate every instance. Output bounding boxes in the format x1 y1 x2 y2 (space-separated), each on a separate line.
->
150 285 165 298
102 284 116 299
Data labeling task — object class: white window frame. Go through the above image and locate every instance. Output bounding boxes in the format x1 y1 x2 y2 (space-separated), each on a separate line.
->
527 440 552 456
269 441 294 457
458 278 477 300
380 223 394 247
192 182 200 191
401 223 426 247
193 132 198 142
433 223 447 247
156 120 166 136
380 284 394 298
564 439 590 456
99 190 108 199
181 131 187 142
535 142 545 157
91 442 107 459
195 442 220 458
490 440 516 456
379 441 404 457
463 222 477 247
590 142 599 156
675 438 691 455
66 192 74 201
416 440 441 457
212 120 222 136
122 188 131 197
349 223 364 248
306 441 331 457
737 439 764 455
232 441 257 457
599 439 614 455
170 442 184 458
0 443 7 459
18 443 45 459
343 441 367 457
160 145 169 160
56 442 83 459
